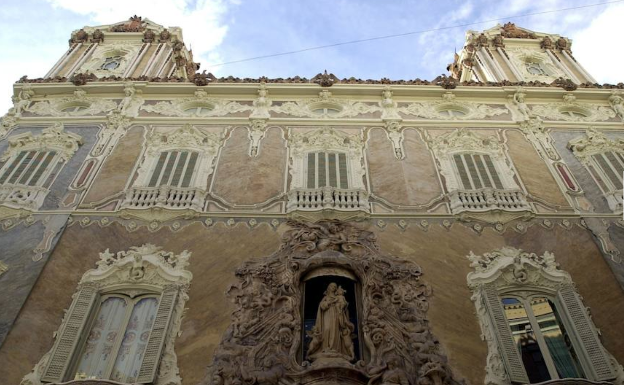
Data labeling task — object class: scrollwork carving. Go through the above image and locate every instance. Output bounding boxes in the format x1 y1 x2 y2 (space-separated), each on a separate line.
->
398 92 508 120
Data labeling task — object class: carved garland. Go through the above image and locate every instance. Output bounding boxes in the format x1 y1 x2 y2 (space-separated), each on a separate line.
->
141 89 253 117
20 244 193 385
272 90 380 119
26 90 118 117
2 123 83 163
466 247 622 385
203 220 461 385
398 92 508 120
531 94 616 122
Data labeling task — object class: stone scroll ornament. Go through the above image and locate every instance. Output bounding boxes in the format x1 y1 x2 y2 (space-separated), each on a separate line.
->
201 220 461 385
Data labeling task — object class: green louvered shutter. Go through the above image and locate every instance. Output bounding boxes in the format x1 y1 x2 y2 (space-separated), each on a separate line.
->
41 283 98 382
136 287 178 383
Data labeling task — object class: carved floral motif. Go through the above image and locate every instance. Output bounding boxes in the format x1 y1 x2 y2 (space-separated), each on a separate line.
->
398 92 508 120
141 89 252 117
531 94 616 122
203 221 460 385
271 90 380 119
26 90 117 117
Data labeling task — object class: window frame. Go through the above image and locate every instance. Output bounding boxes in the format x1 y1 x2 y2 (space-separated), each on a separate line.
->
304 150 350 190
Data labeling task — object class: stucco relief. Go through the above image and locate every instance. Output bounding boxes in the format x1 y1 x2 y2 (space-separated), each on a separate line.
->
202 220 461 385
398 92 508 120
531 94 616 122
76 43 142 78
506 48 564 83
26 89 117 117
141 89 252 117
271 90 380 118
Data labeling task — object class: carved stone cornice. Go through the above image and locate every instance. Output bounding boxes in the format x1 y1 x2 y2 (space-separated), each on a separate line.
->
26 90 117 117
205 220 461 385
141 89 252 117
271 90 380 118
398 92 508 120
567 128 624 164
2 123 83 162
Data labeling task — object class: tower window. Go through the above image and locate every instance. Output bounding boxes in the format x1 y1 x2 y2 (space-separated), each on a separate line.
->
526 62 546 76
101 56 122 71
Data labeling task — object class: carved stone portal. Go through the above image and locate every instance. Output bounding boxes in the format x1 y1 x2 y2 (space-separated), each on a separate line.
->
202 220 461 385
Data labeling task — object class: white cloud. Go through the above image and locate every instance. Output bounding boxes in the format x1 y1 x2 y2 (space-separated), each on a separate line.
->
569 3 624 84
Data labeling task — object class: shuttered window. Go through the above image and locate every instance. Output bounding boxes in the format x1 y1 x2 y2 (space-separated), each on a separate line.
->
148 151 198 188
591 151 624 190
453 153 503 190
0 150 57 186
306 152 348 189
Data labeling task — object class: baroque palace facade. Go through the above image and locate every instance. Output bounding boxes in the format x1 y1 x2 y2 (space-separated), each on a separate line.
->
0 16 623 385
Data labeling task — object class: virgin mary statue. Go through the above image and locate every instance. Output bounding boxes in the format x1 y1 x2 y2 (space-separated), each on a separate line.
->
307 282 355 362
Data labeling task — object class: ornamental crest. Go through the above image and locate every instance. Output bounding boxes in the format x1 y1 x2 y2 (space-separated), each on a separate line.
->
141 89 253 117
26 90 117 117
3 123 82 161
146 124 223 156
398 92 508 120
272 90 381 119
567 128 624 164
426 128 504 158
202 220 461 385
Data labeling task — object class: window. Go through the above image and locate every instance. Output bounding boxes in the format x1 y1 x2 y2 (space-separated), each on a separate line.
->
0 150 57 186
591 151 624 190
306 151 349 189
101 56 122 71
147 150 198 188
183 106 213 116
467 247 619 384
560 109 588 118
438 108 467 118
452 153 504 190
526 62 546 76
22 244 192 385
61 105 89 113
311 107 341 116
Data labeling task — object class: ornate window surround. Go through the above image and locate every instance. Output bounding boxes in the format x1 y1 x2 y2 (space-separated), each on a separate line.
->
20 244 192 385
141 89 253 118
507 48 564 83
466 246 623 385
77 44 142 78
0 123 82 210
397 92 509 121
427 128 530 219
121 124 223 212
531 94 616 123
26 89 118 117
287 127 369 219
271 90 380 119
568 128 624 212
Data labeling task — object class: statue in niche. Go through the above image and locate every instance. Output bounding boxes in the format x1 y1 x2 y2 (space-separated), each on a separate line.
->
306 282 355 362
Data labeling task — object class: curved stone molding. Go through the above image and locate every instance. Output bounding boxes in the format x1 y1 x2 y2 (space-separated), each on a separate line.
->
398 92 508 120
141 89 252 117
531 94 616 122
467 247 622 385
26 90 117 117
21 244 192 385
272 90 380 119
202 220 461 385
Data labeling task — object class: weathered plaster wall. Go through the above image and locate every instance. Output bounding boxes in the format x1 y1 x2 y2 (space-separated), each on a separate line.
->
82 125 144 205
366 128 442 206
2 219 622 385
211 126 286 205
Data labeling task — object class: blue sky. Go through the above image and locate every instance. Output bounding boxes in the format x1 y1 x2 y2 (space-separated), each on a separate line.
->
0 0 622 112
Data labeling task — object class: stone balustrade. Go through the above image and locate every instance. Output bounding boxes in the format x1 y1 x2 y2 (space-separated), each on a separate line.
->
0 184 49 210
123 186 206 210
287 187 370 213
449 188 530 214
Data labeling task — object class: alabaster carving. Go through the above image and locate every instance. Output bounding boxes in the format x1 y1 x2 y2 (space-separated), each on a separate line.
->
531 94 616 122
141 89 253 117
398 92 508 120
272 90 380 119
202 220 461 385
467 247 622 385
384 120 405 160
380 87 401 120
118 82 144 118
519 117 560 161
608 92 624 121
250 83 271 119
2 122 83 163
26 89 117 117
248 119 268 157
21 244 192 385
76 43 142 77
509 87 532 121
9 85 35 117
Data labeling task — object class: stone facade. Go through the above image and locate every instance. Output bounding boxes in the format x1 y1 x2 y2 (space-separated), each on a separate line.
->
0 18 623 385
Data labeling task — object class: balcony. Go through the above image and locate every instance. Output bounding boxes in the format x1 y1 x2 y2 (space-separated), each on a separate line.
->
287 187 370 220
0 184 49 210
122 186 206 211
449 188 530 216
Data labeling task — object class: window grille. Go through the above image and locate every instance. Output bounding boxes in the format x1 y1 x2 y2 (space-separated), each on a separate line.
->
147 151 198 188
453 153 503 190
591 151 624 190
0 150 56 186
306 152 348 189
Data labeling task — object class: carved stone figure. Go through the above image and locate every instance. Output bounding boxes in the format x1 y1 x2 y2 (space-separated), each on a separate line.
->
609 92 624 120
91 29 104 43
511 88 532 120
160 28 171 41
143 29 156 43
312 70 339 87
70 29 88 44
9 86 34 117
540 36 553 50
118 82 144 117
201 221 460 385
501 23 536 39
307 283 355 362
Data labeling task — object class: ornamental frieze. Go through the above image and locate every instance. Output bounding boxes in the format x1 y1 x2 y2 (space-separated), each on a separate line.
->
398 92 508 120
26 90 117 117
270 90 380 119
531 93 616 122
141 89 253 117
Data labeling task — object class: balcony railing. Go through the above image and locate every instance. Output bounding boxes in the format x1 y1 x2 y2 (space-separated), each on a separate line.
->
449 188 530 214
287 187 370 213
0 184 49 210
123 186 206 211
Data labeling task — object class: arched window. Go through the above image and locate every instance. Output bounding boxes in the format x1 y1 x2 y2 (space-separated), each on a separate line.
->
22 244 192 385
467 247 620 384
0 123 81 210
301 268 361 363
